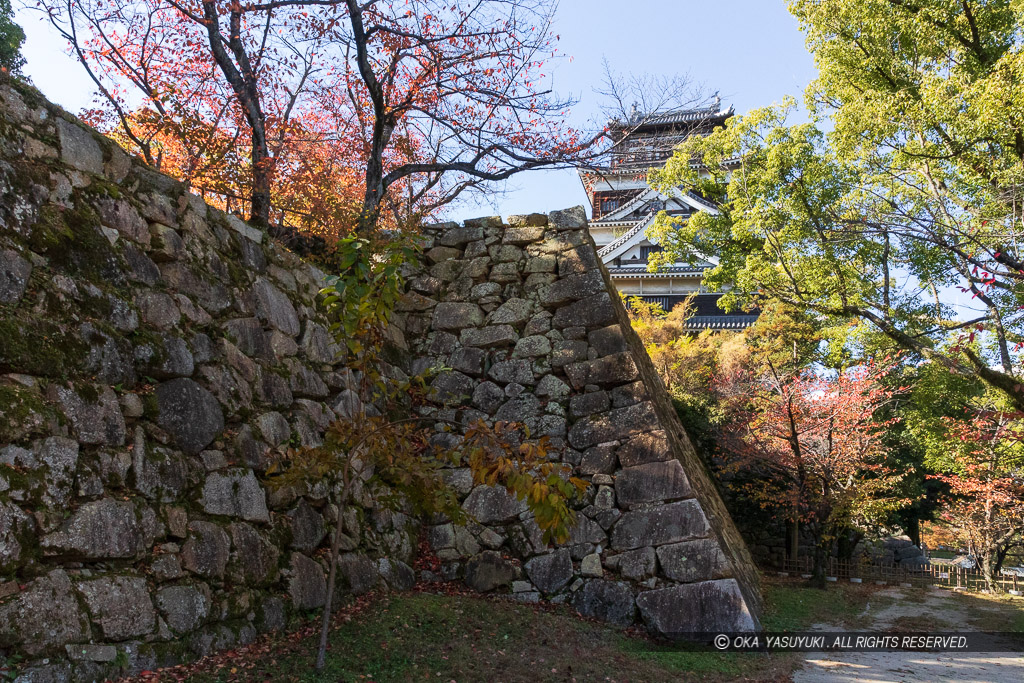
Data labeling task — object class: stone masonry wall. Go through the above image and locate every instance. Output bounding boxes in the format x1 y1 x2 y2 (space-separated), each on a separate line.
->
0 74 762 678
399 212 763 635
0 78 415 681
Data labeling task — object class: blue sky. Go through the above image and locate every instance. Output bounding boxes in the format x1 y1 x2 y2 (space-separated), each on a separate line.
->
14 0 817 221
453 0 819 219
12 1 988 320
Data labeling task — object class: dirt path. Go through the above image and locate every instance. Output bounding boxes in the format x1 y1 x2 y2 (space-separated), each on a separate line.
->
792 586 1024 683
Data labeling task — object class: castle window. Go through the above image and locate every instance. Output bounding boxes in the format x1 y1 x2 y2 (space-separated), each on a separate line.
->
601 198 620 214
641 245 664 260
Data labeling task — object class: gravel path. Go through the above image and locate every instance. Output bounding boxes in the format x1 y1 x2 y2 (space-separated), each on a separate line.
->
792 587 1024 683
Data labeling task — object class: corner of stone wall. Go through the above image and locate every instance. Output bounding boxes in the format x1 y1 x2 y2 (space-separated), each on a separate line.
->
595 245 764 623
400 207 762 635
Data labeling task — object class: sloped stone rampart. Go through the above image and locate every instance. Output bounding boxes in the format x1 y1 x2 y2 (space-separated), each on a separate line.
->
400 212 763 634
0 79 414 680
0 74 759 678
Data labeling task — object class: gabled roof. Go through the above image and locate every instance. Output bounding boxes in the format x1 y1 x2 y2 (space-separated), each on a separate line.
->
632 104 735 127
595 188 720 265
607 265 710 278
593 186 710 225
608 102 734 131
596 211 658 261
594 187 663 223
579 156 743 179
683 190 719 212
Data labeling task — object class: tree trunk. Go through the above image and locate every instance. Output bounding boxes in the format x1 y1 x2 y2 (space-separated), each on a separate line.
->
996 544 1013 575
357 193 381 236
980 548 1002 593
316 496 347 670
345 0 393 238
200 2 272 230
906 515 921 549
787 518 799 562
357 143 382 235
250 139 272 228
810 533 828 589
357 119 394 236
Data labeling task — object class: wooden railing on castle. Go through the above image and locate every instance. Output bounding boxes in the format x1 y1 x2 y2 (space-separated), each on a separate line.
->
772 557 1023 593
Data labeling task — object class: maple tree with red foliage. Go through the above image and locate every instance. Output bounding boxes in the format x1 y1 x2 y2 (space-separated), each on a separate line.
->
932 407 1024 592
717 359 910 585
39 0 598 237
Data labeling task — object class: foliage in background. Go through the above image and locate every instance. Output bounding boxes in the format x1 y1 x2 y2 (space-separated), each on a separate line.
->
881 348 1024 569
718 359 909 584
649 0 1024 412
0 0 24 75
624 290 944 571
40 0 598 234
626 298 831 451
625 295 734 451
932 403 1024 591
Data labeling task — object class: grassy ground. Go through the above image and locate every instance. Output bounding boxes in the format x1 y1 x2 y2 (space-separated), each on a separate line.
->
952 590 1024 632
145 578 892 683
759 579 890 632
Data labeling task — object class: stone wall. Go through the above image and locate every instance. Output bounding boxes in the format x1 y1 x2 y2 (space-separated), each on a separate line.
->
0 74 762 679
0 78 414 681
737 513 817 568
399 213 763 635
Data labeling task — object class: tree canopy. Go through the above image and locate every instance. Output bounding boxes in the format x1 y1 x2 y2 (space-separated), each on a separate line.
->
41 0 597 234
649 0 1024 410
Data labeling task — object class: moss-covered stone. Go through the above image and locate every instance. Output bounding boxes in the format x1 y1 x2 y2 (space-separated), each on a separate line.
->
224 253 250 286
79 290 114 319
30 200 124 285
83 177 122 200
75 382 101 404
0 315 86 378
0 464 38 498
0 77 428 672
0 383 50 445
129 327 171 379
28 205 75 254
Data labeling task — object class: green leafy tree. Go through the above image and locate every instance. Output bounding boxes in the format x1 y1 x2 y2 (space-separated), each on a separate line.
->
898 355 988 471
0 0 25 75
649 0 1024 411
892 354 1013 554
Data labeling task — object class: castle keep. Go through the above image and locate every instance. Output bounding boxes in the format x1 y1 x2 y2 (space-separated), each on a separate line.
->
579 102 759 331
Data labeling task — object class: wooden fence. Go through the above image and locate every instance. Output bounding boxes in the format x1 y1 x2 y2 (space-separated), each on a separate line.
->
772 557 1023 593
